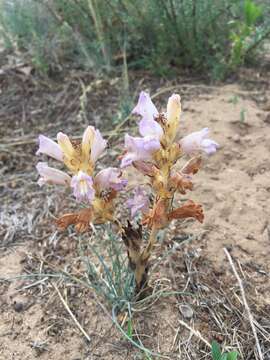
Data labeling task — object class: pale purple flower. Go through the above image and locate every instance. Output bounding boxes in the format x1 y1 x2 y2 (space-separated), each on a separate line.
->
180 128 219 155
139 118 163 139
132 91 158 121
95 167 127 191
132 91 163 139
121 134 161 168
90 128 107 163
36 162 71 186
36 135 63 162
71 171 95 203
127 187 150 218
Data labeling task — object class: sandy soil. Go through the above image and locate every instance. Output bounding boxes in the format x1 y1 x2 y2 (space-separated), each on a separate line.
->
1 64 270 359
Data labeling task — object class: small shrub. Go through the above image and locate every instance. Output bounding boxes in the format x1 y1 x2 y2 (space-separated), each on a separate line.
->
1 0 269 77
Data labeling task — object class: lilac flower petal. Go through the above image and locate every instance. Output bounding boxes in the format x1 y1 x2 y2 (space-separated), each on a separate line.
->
142 136 161 152
95 167 127 191
71 171 95 203
132 91 158 121
180 128 218 155
90 128 107 163
36 135 63 162
36 162 71 186
201 139 219 154
121 153 137 168
121 134 160 168
139 118 163 139
126 187 150 218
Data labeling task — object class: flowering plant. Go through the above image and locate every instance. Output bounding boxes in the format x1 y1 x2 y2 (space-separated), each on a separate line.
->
36 126 127 232
36 91 218 298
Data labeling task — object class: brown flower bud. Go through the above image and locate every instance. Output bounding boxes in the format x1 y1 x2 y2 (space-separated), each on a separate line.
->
142 199 169 229
132 161 158 177
169 172 193 194
56 207 93 233
56 213 77 231
168 200 204 223
181 156 202 175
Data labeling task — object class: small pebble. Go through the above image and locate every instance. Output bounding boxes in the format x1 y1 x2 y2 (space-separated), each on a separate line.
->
13 301 24 312
215 193 225 201
179 304 194 319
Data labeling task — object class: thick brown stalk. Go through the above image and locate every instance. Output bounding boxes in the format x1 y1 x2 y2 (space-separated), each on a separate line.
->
122 223 158 298
134 226 158 297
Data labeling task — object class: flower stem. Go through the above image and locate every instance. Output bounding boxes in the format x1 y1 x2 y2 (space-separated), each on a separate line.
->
134 226 158 297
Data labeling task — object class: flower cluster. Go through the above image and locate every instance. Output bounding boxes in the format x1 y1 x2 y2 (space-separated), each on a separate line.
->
122 91 218 227
36 90 218 293
36 126 127 232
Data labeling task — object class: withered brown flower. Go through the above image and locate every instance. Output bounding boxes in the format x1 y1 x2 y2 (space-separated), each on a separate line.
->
168 200 204 223
56 207 93 233
142 198 170 229
169 172 193 194
181 156 202 175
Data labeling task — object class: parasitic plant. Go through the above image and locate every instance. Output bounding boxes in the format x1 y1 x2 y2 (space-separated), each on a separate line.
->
120 91 218 295
36 126 127 233
36 91 218 299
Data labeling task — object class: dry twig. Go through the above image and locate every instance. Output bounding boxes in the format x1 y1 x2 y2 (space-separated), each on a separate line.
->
223 248 264 360
178 319 211 349
52 282 91 343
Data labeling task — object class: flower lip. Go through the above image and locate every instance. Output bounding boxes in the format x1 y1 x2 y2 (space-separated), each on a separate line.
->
71 171 95 203
36 135 63 162
121 134 161 168
95 167 127 191
180 128 219 155
139 118 164 139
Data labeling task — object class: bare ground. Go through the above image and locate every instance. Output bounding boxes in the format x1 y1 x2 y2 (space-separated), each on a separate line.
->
1 58 270 359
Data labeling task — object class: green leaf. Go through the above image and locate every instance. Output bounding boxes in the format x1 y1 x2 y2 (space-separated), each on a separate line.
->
127 318 133 338
227 351 238 360
211 341 222 360
244 0 262 27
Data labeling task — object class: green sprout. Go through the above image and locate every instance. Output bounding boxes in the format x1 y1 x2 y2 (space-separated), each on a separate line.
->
211 341 238 360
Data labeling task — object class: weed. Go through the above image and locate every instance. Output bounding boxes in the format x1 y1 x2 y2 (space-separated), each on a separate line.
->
211 341 238 360
229 95 239 105
240 108 246 122
78 226 135 312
